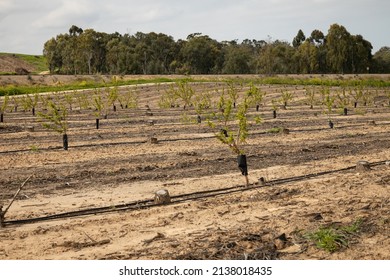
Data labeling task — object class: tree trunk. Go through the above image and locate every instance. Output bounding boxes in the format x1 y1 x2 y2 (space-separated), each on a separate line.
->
96 118 100 129
273 110 277 119
0 113 3 123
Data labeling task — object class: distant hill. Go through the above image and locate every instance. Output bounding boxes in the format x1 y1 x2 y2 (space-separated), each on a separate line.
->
0 53 48 74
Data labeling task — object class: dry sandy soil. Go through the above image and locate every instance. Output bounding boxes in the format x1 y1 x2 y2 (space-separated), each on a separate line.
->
0 77 389 260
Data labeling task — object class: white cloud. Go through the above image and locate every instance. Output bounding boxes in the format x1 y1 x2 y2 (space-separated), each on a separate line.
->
32 0 99 29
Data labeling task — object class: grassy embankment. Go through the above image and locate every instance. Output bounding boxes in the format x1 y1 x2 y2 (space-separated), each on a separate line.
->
0 53 47 75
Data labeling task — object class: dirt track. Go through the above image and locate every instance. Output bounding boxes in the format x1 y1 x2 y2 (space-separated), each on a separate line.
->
0 79 389 260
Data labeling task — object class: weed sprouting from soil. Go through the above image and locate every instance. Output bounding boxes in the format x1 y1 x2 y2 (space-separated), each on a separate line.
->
304 219 363 253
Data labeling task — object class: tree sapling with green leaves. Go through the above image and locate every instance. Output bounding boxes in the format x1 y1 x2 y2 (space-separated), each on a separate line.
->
175 79 195 110
206 89 259 187
158 84 179 109
305 86 317 109
321 87 336 128
118 89 138 109
92 89 105 129
193 91 212 124
281 90 293 109
247 82 266 112
271 99 279 118
226 80 239 108
336 87 350 116
0 95 9 123
38 101 69 150
349 86 363 108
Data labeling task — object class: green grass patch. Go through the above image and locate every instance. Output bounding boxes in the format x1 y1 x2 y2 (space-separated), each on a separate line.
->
223 75 390 88
267 127 283 133
15 54 47 73
0 77 183 96
304 219 363 253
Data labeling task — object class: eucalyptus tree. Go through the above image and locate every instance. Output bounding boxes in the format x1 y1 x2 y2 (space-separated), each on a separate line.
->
325 24 351 73
292 29 306 48
180 33 222 74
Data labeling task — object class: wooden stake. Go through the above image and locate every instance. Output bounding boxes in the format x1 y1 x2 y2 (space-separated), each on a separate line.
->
1 175 32 227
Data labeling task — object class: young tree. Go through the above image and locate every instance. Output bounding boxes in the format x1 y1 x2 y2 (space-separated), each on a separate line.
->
305 86 317 109
349 86 363 108
64 92 75 111
271 99 279 118
281 90 294 108
226 80 239 108
246 82 266 111
158 84 179 108
175 79 195 110
193 91 212 124
38 101 69 150
92 89 105 129
118 88 138 109
321 87 336 127
206 89 260 187
336 87 350 115
0 95 9 123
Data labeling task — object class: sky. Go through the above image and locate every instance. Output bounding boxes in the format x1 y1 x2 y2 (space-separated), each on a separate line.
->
0 0 389 55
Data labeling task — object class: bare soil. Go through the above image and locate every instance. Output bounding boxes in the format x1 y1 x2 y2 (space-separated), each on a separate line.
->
0 78 389 260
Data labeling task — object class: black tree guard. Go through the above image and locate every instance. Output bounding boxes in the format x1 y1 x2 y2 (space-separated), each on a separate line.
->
63 134 68 150
237 154 248 176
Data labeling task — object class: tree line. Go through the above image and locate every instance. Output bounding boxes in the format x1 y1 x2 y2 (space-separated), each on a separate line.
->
43 23 390 75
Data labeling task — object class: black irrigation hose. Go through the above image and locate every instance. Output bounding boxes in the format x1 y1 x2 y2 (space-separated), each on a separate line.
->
4 159 388 227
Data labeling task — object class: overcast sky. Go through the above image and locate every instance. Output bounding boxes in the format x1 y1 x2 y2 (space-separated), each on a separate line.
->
0 0 389 55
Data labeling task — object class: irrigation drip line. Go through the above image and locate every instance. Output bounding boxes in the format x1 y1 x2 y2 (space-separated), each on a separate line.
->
3 159 388 227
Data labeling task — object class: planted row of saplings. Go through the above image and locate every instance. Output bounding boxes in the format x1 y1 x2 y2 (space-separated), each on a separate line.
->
2 81 389 154
156 81 390 187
